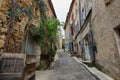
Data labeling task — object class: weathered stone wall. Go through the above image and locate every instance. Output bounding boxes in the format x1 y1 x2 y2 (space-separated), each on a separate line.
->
0 0 40 53
91 0 120 79
0 0 10 52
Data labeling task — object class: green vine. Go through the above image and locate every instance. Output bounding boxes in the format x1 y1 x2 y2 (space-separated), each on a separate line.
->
34 18 60 46
7 6 33 19
33 0 60 58
33 0 61 70
32 0 60 47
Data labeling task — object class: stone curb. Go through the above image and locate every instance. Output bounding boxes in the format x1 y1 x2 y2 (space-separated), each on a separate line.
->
73 57 114 80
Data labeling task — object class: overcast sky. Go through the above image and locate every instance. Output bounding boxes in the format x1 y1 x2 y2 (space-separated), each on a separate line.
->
51 0 72 38
51 0 72 22
52 0 72 38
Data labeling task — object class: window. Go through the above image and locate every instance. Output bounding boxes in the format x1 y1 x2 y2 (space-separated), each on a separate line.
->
114 25 120 55
70 25 74 35
71 12 74 21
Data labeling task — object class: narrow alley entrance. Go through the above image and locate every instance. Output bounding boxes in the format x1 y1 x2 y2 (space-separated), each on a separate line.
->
36 50 100 80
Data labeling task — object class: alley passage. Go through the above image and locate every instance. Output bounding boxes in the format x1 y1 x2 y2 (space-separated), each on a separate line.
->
36 50 100 80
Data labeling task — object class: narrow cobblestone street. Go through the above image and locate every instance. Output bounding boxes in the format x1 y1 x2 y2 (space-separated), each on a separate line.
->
0 0 120 80
36 50 100 80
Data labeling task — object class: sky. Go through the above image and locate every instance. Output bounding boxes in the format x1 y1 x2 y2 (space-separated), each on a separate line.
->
51 0 72 38
51 0 72 22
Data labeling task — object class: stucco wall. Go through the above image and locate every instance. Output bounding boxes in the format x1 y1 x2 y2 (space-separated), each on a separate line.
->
91 0 120 79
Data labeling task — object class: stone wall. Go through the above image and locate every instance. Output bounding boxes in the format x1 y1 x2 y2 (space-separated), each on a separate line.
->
0 0 40 53
0 0 10 52
91 0 120 79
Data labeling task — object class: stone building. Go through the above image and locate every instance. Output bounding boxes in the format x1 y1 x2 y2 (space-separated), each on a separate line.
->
0 0 57 66
64 0 80 52
76 0 94 62
0 0 40 53
45 0 56 18
91 0 120 79
64 0 74 52
65 0 120 79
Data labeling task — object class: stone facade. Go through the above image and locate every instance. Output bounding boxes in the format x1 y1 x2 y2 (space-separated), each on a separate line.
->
0 0 40 53
64 0 74 51
91 0 120 79
0 0 10 52
65 0 120 79
64 0 80 52
0 0 57 66
0 0 56 53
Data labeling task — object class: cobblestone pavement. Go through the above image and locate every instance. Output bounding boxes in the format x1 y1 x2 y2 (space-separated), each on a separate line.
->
36 50 100 80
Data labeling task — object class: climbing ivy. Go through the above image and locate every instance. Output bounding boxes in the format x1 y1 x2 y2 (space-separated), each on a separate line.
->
33 0 60 47
7 6 33 19
34 0 60 59
35 0 60 69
